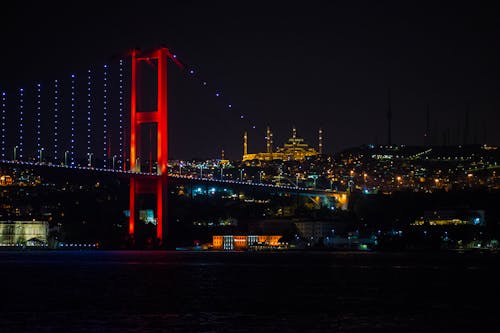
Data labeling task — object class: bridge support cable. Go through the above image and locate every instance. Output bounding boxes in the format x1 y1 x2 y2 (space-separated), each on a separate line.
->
36 84 43 162
53 81 59 163
1 92 6 159
17 88 24 160
70 75 76 165
69 74 76 166
103 65 108 168
118 59 124 170
87 70 92 166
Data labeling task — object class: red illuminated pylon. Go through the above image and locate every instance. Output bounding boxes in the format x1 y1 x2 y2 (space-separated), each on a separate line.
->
129 47 182 242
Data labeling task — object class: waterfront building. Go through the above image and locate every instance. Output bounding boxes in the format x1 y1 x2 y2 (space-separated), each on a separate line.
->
294 220 337 244
0 220 48 246
412 209 486 226
0 175 13 186
212 235 283 250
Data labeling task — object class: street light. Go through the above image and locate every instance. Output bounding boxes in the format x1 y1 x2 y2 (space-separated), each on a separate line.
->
38 148 44 163
135 157 140 172
240 168 244 181
13 146 18 161
88 153 93 167
200 164 204 179
64 151 69 166
311 175 318 189
112 155 117 170
155 161 160 175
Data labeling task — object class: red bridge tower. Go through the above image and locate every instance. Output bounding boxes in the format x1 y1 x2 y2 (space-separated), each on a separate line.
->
129 47 184 243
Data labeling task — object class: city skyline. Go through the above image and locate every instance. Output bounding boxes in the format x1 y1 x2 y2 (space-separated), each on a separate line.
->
0 1 498 160
0 4 499 329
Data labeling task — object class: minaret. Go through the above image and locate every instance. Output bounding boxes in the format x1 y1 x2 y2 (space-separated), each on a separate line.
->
292 126 297 153
266 126 272 153
387 88 392 146
318 128 323 154
270 129 273 152
243 130 248 156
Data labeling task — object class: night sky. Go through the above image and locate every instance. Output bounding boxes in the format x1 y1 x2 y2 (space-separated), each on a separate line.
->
1 1 498 160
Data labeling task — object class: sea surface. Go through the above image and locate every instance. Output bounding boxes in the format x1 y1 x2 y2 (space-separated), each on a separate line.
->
0 249 498 332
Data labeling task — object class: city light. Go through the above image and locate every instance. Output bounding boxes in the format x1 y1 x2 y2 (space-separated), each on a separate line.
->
0 46 496 252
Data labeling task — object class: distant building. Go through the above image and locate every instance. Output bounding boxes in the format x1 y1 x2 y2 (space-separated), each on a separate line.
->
0 220 49 246
243 126 320 162
212 235 283 250
294 220 336 244
0 175 13 186
412 209 486 226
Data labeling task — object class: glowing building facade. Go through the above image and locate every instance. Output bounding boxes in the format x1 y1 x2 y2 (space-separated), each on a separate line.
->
0 175 13 186
0 221 48 246
243 126 320 162
212 235 283 250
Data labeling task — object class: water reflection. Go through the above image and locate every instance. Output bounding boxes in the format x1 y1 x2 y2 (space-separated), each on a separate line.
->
0 250 498 332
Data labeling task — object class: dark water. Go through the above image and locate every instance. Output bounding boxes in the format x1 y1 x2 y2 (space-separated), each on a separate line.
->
0 250 498 332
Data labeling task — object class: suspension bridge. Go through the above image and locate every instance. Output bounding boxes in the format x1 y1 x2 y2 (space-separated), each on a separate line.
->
0 46 346 243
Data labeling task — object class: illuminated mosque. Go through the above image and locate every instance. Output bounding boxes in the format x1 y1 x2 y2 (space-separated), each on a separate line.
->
242 126 323 161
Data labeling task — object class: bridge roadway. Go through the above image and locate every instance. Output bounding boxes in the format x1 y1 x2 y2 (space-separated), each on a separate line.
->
0 159 331 192
0 159 348 209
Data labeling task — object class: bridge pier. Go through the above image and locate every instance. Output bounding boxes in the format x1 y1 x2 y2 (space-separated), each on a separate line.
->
129 175 167 245
128 47 179 244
